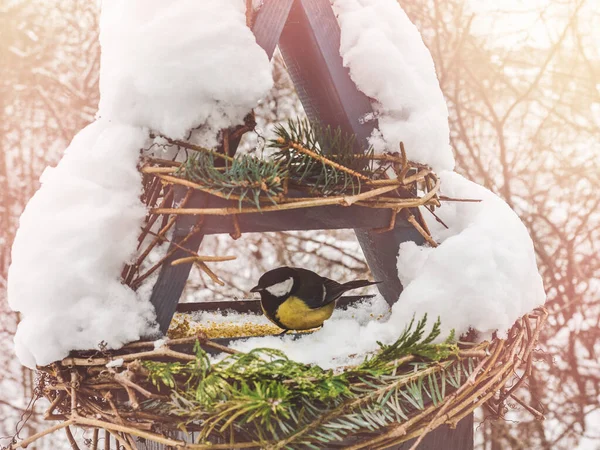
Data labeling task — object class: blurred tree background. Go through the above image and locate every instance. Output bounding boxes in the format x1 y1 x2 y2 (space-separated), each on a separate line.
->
0 0 598 448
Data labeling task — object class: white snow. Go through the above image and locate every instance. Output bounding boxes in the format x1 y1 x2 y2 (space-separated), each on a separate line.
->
106 358 124 368
331 0 455 172
8 0 273 368
229 172 545 368
99 0 273 145
8 120 156 369
153 338 168 350
392 171 546 340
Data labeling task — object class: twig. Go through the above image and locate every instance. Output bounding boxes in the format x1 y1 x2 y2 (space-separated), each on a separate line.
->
196 261 225 286
280 138 371 181
10 419 75 449
171 255 237 265
65 426 81 450
405 212 438 247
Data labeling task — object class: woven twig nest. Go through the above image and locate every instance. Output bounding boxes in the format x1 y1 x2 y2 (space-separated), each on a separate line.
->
15 308 547 450
10 127 546 449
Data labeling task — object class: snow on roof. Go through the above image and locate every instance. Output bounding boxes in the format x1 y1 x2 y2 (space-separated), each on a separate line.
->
98 0 272 146
8 0 273 368
332 0 455 172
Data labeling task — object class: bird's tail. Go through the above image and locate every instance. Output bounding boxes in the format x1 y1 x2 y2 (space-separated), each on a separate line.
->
340 279 381 291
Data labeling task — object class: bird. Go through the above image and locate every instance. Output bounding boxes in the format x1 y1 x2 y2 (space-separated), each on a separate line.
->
250 266 380 334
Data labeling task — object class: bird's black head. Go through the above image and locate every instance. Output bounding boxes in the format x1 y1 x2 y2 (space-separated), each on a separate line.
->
250 266 298 299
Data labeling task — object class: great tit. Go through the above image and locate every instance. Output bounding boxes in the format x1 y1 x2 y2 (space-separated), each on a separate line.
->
250 266 380 333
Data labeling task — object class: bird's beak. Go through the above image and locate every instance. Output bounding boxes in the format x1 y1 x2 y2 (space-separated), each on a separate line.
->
250 285 261 293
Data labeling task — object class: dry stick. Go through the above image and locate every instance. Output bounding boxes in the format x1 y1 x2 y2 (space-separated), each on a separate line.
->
413 204 433 239
356 176 440 209
43 390 66 419
196 260 226 286
91 428 99 450
171 255 237 265
131 217 204 288
127 187 192 286
280 138 371 181
141 166 178 174
104 393 126 426
121 335 240 355
509 393 544 420
73 417 262 450
406 213 438 247
499 312 547 403
112 372 170 401
156 174 250 203
104 429 109 450
153 184 403 216
70 371 79 417
62 347 197 367
230 214 242 239
439 195 481 203
107 431 134 450
10 419 75 449
65 426 81 450
135 185 175 249
149 134 236 163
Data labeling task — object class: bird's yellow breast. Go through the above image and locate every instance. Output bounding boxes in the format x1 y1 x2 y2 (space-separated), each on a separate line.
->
272 296 335 330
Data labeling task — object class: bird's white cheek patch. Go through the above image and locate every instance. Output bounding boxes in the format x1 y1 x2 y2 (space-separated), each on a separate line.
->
266 278 294 297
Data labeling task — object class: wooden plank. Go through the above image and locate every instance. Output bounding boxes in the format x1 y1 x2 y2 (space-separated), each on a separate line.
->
146 189 208 335
176 294 375 314
278 0 426 307
252 0 294 59
278 0 374 143
174 196 412 235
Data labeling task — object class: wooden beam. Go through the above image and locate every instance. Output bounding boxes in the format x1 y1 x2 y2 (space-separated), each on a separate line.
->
176 294 375 314
146 189 208 335
278 0 374 143
174 197 413 235
252 0 294 59
278 0 425 306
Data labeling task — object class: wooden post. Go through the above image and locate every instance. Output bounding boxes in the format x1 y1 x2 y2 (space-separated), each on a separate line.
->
277 0 425 306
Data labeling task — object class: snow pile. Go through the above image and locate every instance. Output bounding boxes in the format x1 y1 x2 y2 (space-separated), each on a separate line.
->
99 0 273 145
232 172 545 368
8 121 156 368
392 171 546 339
9 0 272 368
331 0 454 172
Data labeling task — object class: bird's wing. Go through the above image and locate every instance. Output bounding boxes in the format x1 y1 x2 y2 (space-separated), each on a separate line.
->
321 277 347 305
292 268 332 308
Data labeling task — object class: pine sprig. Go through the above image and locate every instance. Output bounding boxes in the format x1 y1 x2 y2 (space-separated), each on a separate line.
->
141 317 466 448
176 120 385 209
361 315 458 371
180 152 287 208
271 119 379 195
